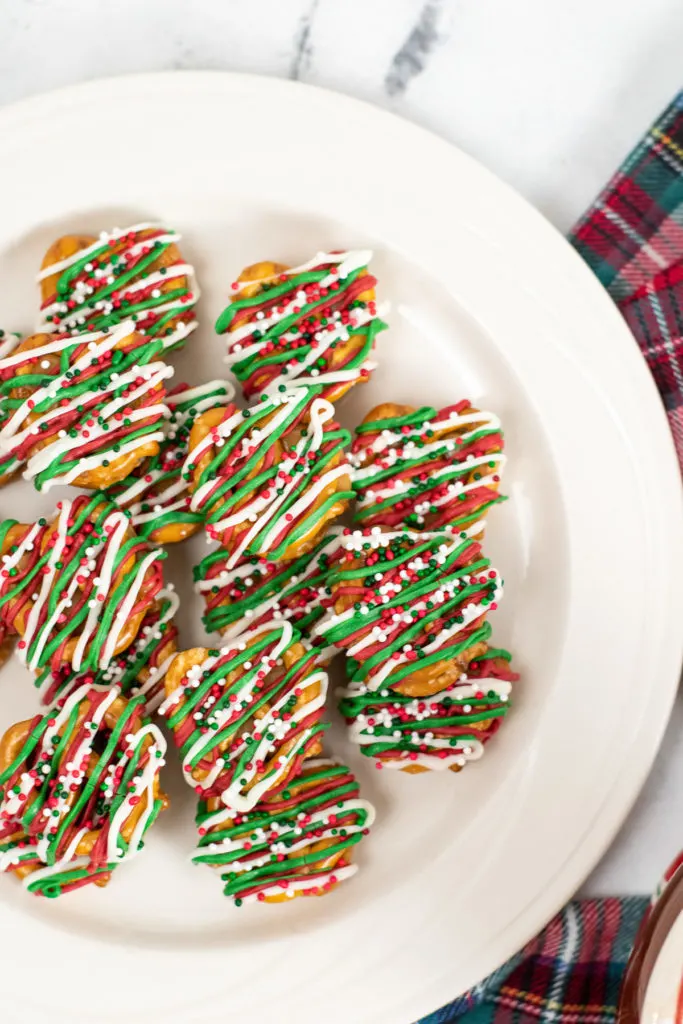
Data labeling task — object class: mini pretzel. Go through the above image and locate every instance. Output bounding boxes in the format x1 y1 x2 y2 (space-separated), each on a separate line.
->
37 222 199 353
34 587 179 712
194 526 344 664
184 389 353 564
0 683 168 898
0 495 166 676
216 251 386 405
159 621 328 812
339 647 517 773
314 527 503 697
193 758 374 905
0 330 24 486
0 322 172 491
350 402 505 535
107 380 234 545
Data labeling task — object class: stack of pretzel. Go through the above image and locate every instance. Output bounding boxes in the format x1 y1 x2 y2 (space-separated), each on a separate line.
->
0 222 207 896
194 268 518 778
166 251 386 904
0 224 216 703
319 402 518 773
0 235 517 908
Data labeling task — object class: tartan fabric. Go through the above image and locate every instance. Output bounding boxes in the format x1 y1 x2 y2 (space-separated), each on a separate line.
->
417 898 648 1024
418 88 683 1024
570 90 683 468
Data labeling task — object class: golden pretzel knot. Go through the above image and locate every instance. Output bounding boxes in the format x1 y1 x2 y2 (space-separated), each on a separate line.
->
0 326 169 491
0 685 168 897
34 589 179 712
39 228 194 345
161 624 327 811
338 648 517 775
350 401 506 537
194 757 374 905
316 527 500 698
224 258 379 406
0 496 165 674
185 393 352 562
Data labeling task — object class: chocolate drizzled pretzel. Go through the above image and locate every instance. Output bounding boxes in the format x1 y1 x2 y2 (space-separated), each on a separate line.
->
350 402 505 535
193 758 374 906
160 621 328 813
338 647 517 773
38 223 199 353
185 389 353 563
0 495 166 675
216 251 386 405
194 527 344 665
34 588 179 712
315 527 503 697
0 321 172 491
107 379 234 545
0 684 168 898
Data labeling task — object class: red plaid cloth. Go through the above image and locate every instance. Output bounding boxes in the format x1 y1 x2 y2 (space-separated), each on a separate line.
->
571 91 683 468
419 90 683 1024
417 898 648 1024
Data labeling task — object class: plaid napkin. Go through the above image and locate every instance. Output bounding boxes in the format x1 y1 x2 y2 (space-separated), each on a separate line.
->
417 89 683 1024
418 898 649 1024
571 90 683 468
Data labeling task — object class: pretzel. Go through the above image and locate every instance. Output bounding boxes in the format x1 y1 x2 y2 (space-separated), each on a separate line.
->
350 402 506 535
0 321 172 491
0 330 24 486
194 526 344 664
0 622 15 670
0 683 168 898
159 621 328 812
193 758 374 905
34 587 179 712
0 331 27 649
216 251 387 405
108 380 234 545
184 389 353 564
37 223 199 353
314 527 503 697
339 646 517 773
0 495 166 676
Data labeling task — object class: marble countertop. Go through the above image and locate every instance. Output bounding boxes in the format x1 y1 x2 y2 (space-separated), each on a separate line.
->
1 0 683 897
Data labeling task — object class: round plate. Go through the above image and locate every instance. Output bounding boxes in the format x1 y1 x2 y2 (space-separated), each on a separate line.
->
0 72 681 1024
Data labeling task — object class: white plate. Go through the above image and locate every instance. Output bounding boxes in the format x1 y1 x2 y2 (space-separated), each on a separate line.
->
0 72 681 1024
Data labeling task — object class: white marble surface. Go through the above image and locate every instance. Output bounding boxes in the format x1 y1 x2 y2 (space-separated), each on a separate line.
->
0 0 682 897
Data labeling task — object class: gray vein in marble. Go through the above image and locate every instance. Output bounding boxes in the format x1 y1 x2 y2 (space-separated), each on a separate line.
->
290 0 321 81
385 0 446 97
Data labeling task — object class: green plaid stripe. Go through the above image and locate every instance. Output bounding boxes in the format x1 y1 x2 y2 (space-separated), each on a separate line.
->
570 91 683 472
571 92 683 301
418 898 648 1024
